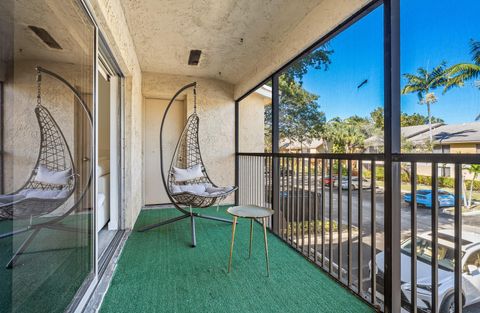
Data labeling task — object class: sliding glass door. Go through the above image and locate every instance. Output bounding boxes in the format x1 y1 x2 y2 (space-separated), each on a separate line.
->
0 0 96 312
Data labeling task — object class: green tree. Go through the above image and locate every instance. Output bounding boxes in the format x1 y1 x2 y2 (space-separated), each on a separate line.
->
370 107 384 130
272 78 326 147
401 62 448 143
370 107 444 130
444 40 480 120
283 47 333 84
265 45 333 148
401 113 444 127
323 117 371 153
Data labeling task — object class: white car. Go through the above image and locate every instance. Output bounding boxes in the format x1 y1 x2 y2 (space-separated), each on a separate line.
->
373 229 480 313
334 177 371 190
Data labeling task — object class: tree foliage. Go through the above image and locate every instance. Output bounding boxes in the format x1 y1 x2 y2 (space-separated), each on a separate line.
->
282 47 333 85
444 39 480 120
265 45 333 147
323 116 372 153
370 107 444 130
444 40 480 93
265 78 326 146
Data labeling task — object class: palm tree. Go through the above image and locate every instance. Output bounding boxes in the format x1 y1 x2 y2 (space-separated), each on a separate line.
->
444 40 480 120
463 164 480 209
401 62 448 143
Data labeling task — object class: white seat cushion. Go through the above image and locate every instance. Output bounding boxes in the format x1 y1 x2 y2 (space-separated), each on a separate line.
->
172 164 203 182
35 165 72 185
0 194 26 203
171 184 233 196
19 188 69 199
171 183 208 195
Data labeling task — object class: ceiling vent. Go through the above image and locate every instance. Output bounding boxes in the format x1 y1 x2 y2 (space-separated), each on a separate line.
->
28 25 62 50
188 50 202 66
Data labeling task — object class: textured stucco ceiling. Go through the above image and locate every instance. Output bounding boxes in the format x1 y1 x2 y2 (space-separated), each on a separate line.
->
0 0 94 64
119 0 325 84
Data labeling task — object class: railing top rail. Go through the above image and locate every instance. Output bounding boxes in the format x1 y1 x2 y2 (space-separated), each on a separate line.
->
237 152 384 160
237 152 480 164
393 153 480 164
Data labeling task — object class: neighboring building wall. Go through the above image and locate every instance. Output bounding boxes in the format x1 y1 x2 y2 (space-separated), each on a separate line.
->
142 72 236 204
450 143 478 154
234 0 371 99
88 0 143 229
239 92 266 153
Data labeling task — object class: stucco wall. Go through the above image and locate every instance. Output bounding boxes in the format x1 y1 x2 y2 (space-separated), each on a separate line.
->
238 92 267 153
234 0 372 99
142 72 236 204
88 0 143 229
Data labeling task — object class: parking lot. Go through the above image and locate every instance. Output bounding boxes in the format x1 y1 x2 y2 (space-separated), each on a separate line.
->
276 186 480 312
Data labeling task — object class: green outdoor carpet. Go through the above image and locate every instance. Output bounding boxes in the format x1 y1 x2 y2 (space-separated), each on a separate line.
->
0 214 92 313
100 207 373 313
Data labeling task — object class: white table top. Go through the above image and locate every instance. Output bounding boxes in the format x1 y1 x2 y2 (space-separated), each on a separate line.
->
227 205 274 218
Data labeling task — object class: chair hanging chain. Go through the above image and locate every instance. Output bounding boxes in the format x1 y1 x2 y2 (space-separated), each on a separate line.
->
36 69 42 107
193 85 197 113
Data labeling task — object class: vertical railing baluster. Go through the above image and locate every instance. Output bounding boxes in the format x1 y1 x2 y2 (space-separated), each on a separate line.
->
329 158 333 274
291 157 295 246
432 162 439 313
302 157 306 253
321 158 326 268
314 158 318 263
251 156 253 205
266 156 269 208
411 162 417 313
454 163 462 313
348 159 353 288
253 156 256 206
272 156 274 209
265 156 268 208
308 157 312 259
278 157 285 237
269 156 272 209
295 157 300 249
286 157 290 241
338 159 343 280
371 160 377 305
358 160 363 296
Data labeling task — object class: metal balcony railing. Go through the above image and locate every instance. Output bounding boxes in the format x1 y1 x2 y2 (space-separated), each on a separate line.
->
236 152 479 313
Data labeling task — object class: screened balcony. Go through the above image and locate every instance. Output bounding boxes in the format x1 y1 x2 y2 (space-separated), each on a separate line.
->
2 0 480 313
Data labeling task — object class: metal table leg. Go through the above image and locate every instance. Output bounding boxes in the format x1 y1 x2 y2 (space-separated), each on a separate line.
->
263 217 270 277
249 219 253 258
228 216 238 273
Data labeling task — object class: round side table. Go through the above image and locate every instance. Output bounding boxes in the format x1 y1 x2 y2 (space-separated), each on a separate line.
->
227 205 274 276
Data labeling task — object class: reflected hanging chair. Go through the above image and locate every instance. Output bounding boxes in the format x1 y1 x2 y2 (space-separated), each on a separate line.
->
139 82 237 247
0 66 93 268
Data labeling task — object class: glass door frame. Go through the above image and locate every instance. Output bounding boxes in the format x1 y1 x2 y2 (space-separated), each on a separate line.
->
67 1 126 312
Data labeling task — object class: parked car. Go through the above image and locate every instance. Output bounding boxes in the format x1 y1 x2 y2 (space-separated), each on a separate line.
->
280 168 294 176
372 229 480 313
403 189 456 208
323 176 336 186
334 177 371 190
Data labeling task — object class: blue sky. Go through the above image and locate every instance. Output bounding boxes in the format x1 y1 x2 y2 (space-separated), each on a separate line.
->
299 0 480 124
